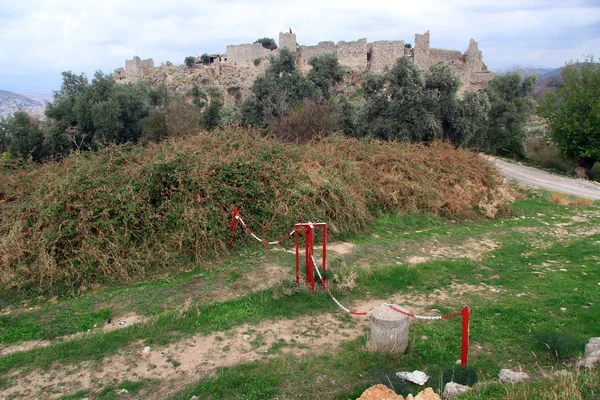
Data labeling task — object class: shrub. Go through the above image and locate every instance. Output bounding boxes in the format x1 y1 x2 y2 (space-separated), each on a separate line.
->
184 56 195 68
254 37 277 50
253 58 261 66
0 129 503 296
484 72 537 158
268 99 338 143
200 53 210 65
538 57 600 178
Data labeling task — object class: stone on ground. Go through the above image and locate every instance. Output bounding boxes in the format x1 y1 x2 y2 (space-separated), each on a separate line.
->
443 382 471 398
577 337 600 370
498 369 530 383
357 384 404 400
414 388 441 399
369 304 410 354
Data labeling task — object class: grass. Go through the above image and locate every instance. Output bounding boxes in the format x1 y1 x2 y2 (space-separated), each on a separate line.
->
1 190 599 399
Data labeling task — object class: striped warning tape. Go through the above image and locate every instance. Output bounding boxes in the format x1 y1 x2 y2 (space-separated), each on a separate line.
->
235 215 295 246
311 256 463 320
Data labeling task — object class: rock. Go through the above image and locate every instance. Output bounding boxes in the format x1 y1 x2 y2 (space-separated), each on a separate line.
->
243 334 251 341
116 389 129 394
575 167 588 180
396 370 429 386
498 369 530 383
142 346 151 354
443 382 471 399
577 337 600 370
414 388 441 400
369 304 410 354
357 384 404 400
190 396 199 400
585 337 600 357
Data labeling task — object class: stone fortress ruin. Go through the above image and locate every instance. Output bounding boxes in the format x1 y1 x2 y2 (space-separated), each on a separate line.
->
115 31 494 103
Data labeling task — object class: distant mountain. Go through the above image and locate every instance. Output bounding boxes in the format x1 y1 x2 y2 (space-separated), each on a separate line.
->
0 90 51 118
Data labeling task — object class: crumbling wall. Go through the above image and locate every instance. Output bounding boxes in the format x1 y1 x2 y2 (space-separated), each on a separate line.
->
369 40 406 73
337 39 368 72
226 43 275 65
413 31 431 70
115 56 154 83
298 41 337 73
278 32 297 54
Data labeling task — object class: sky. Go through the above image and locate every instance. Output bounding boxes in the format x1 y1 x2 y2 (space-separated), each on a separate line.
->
0 0 598 94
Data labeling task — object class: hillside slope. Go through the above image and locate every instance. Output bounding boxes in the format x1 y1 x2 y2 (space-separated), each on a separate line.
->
0 90 51 118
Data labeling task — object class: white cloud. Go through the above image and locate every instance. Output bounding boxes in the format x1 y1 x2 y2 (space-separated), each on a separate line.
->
0 0 598 93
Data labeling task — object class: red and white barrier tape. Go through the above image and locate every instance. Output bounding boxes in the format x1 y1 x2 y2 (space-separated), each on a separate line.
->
235 215 295 246
311 256 463 320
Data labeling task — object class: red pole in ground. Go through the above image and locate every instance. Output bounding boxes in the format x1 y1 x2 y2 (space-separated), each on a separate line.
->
295 226 300 284
229 207 239 248
304 225 315 291
322 224 327 288
461 306 470 366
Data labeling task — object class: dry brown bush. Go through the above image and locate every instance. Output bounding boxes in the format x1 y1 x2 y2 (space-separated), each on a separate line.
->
548 192 594 207
0 128 507 295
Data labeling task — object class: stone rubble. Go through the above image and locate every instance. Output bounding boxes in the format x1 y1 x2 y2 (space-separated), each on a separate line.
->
576 337 600 370
498 369 530 384
443 382 471 399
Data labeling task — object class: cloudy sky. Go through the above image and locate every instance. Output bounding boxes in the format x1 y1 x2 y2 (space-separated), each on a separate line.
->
1 0 598 94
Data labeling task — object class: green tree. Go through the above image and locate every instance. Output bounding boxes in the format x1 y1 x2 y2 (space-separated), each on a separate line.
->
3 111 46 161
241 48 320 126
45 70 150 150
307 53 345 99
254 37 278 50
357 57 441 141
200 53 210 65
184 56 196 68
202 87 223 130
483 72 537 158
538 58 600 177
0 117 10 153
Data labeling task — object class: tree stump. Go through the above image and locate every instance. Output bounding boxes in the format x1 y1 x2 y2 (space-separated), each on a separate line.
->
369 304 410 353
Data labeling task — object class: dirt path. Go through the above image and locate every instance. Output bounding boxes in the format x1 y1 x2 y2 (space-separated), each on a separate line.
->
483 155 600 200
0 283 491 399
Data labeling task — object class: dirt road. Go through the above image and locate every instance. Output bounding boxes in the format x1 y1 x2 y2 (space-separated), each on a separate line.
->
483 155 600 200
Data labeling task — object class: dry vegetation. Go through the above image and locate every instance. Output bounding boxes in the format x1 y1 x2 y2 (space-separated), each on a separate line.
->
0 128 509 296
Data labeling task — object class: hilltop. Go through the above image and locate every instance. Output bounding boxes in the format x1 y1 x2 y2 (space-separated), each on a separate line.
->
0 90 51 118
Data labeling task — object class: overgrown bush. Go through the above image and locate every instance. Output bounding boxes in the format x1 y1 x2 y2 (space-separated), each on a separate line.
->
268 99 338 143
184 56 195 68
254 37 277 50
355 59 489 146
0 128 504 296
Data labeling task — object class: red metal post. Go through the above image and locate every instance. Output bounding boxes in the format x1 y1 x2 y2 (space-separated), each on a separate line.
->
295 226 300 284
322 224 327 288
229 207 239 248
307 225 315 291
461 306 470 366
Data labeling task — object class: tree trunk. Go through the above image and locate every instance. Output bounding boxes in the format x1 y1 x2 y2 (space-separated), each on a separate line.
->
578 157 597 179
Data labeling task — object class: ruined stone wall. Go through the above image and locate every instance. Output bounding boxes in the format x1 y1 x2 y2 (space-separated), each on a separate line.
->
225 43 275 66
413 31 431 70
115 30 494 101
337 39 368 72
297 41 337 73
278 32 297 53
369 40 406 73
116 56 154 83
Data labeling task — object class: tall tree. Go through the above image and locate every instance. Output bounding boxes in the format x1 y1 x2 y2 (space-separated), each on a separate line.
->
538 58 600 177
483 72 537 158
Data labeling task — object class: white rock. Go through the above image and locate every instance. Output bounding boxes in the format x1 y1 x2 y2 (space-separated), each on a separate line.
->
499 369 530 383
243 334 251 341
396 370 429 386
116 389 129 394
443 382 471 399
142 346 151 354
190 396 200 400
